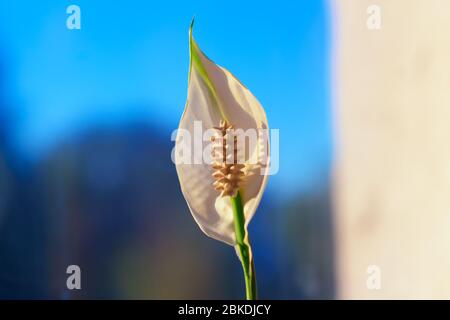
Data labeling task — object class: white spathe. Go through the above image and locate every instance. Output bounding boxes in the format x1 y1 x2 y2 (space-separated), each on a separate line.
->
174 25 269 245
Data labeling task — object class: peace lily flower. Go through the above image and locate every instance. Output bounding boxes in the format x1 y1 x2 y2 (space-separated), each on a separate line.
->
174 20 270 299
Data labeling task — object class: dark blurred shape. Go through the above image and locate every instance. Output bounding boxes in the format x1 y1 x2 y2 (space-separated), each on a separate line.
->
282 189 335 299
0 51 48 299
37 122 240 299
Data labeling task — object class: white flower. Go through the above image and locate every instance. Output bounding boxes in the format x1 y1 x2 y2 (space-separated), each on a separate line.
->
174 21 270 246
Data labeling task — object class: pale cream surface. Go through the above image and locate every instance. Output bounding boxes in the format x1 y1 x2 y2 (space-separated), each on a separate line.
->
333 0 450 298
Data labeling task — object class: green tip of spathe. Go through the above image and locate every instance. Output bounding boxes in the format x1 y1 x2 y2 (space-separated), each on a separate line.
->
189 17 197 50
190 17 195 34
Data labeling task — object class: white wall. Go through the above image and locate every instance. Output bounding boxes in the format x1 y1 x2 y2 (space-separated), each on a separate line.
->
333 0 450 299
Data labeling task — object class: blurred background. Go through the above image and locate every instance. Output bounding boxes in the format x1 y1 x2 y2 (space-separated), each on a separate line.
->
4 0 450 300
0 1 334 299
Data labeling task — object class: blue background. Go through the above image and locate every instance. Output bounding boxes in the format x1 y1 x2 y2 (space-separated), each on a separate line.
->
0 0 334 299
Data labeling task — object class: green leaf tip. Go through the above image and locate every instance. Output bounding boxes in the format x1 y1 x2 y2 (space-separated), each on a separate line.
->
189 17 196 52
190 17 195 32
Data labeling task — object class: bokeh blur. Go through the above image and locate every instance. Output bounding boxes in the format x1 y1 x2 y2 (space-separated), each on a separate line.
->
0 1 333 299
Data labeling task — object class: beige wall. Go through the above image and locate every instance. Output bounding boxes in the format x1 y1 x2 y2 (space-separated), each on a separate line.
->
332 0 450 299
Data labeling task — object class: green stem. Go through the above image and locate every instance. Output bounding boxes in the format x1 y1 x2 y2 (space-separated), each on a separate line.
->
231 191 257 300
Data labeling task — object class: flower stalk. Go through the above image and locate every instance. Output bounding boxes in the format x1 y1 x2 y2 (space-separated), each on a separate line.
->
231 191 257 300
